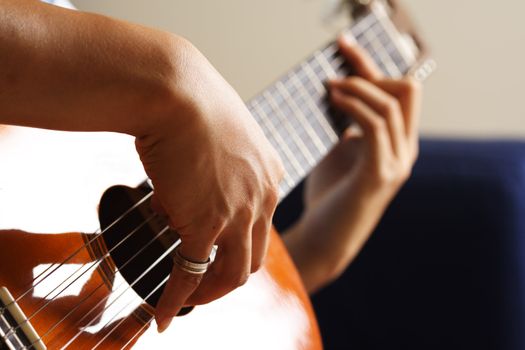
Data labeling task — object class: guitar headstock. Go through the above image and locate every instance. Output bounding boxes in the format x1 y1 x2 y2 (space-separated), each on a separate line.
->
346 0 436 81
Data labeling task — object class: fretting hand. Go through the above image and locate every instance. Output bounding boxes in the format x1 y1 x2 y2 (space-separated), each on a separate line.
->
283 35 422 293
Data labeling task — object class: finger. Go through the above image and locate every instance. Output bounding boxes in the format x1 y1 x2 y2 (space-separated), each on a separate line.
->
154 235 215 332
330 88 392 167
150 194 167 216
185 224 252 305
374 78 423 152
330 78 406 158
250 216 271 273
337 34 383 80
155 252 204 332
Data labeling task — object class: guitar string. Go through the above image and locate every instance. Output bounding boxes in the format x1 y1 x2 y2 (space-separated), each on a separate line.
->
120 317 155 350
58 226 176 350
20 224 173 350
108 23 413 350
10 10 408 348
0 191 154 316
256 11 404 175
0 212 159 343
55 59 372 350
244 9 381 196
87 60 396 350
58 54 394 350
90 276 170 350
251 48 343 194
3 46 332 341
119 314 153 350
110 18 412 350
75 17 409 349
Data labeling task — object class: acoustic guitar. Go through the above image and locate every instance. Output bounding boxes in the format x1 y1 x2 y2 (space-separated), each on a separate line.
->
0 1 434 349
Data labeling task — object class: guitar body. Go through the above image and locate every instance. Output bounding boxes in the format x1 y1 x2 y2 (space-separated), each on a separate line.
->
0 125 322 349
0 2 435 348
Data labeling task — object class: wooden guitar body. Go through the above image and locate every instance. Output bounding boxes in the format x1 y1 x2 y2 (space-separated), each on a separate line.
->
0 126 322 349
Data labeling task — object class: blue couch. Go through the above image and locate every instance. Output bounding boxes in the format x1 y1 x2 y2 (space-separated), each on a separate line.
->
274 139 525 350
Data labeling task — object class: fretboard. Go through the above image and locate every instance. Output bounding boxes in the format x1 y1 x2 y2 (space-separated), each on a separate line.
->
246 2 423 200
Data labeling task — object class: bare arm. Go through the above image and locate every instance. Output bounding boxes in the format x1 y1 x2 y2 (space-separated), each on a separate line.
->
0 0 188 134
283 37 422 294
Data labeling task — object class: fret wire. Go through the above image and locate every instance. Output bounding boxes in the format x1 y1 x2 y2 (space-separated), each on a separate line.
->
311 52 347 142
364 5 411 76
263 91 317 168
370 21 405 76
350 10 377 41
249 102 297 193
273 86 326 160
250 99 305 186
263 89 313 166
278 182 290 200
322 8 385 64
375 24 409 73
371 2 415 70
300 62 325 95
322 43 339 59
248 100 272 139
275 83 322 153
248 100 285 161
361 26 401 77
243 7 415 199
383 40 407 71
314 51 337 80
299 62 336 116
286 69 336 150
275 78 328 155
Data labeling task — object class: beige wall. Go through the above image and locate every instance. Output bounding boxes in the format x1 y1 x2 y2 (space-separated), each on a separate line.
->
72 0 525 138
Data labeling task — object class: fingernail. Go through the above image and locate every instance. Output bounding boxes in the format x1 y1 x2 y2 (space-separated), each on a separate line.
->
157 317 173 333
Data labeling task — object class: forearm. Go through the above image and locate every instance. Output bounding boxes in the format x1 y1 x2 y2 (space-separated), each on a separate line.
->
283 184 391 294
0 0 193 136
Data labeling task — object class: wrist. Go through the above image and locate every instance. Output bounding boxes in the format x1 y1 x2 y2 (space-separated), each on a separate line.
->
125 34 201 138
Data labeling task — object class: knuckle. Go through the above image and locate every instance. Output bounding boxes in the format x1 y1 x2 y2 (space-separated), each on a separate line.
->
345 76 361 87
379 98 400 117
238 205 255 224
265 186 280 209
376 167 394 184
368 117 387 132
212 217 228 235
401 78 422 95
376 165 406 186
225 270 250 288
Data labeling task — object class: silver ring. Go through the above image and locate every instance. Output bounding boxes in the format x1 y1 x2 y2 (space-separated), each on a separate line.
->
173 245 217 275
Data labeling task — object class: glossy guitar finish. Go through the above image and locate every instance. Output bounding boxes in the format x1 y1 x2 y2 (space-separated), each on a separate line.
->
0 126 322 349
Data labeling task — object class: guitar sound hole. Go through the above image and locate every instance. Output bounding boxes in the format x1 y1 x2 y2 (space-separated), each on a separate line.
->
98 184 193 316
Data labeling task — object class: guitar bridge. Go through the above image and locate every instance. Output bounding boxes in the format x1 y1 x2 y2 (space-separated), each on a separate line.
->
0 287 46 350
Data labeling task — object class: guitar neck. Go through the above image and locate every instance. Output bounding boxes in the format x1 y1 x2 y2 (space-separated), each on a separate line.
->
247 1 435 200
